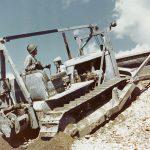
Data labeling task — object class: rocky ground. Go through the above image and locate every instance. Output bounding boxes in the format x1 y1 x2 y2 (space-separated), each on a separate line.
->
72 80 150 150
0 80 150 150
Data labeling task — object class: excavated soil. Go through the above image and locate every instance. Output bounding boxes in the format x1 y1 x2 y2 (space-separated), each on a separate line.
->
0 136 15 150
0 132 73 150
27 132 73 150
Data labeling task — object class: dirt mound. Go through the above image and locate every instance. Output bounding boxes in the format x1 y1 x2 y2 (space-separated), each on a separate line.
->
0 128 73 150
28 132 74 150
0 135 19 150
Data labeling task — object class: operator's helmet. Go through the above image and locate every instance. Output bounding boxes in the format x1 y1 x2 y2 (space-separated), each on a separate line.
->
27 44 37 54
53 56 62 63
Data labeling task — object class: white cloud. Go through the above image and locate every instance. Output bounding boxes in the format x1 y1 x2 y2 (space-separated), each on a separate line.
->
84 42 101 54
73 29 101 54
82 0 91 3
62 0 76 9
62 0 91 9
113 0 150 51
6 73 15 80
73 29 82 36
116 44 150 58
73 29 88 36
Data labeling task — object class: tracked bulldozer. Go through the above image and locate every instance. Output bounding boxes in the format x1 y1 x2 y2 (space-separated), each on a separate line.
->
0 23 149 143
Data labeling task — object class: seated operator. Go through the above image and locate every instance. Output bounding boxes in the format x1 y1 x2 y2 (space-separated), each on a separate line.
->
24 43 51 72
53 56 66 73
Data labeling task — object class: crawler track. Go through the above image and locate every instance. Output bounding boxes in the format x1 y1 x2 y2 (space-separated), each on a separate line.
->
39 78 127 138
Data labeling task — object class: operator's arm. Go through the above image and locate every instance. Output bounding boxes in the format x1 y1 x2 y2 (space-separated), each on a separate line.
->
24 55 37 71
24 55 51 71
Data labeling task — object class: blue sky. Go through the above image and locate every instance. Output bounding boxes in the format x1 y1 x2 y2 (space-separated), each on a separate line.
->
0 0 149 73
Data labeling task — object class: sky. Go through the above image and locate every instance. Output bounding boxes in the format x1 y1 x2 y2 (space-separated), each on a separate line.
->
0 0 150 73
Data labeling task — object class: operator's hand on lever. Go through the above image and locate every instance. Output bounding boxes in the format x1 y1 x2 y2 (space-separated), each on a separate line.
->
35 61 44 70
44 64 51 69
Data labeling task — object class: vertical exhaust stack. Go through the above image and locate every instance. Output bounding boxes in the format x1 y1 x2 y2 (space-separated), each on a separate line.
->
0 50 6 79
62 32 72 60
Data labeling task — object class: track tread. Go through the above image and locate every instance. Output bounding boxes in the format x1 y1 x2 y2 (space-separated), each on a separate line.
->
39 78 125 137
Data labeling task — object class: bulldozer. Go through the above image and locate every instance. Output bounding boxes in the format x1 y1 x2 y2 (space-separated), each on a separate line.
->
0 22 149 144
